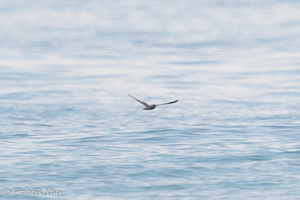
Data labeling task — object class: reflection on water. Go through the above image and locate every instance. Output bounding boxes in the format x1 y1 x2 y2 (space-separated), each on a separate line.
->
0 0 300 199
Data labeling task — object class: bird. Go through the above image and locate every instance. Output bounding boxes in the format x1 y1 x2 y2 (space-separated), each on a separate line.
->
128 93 178 110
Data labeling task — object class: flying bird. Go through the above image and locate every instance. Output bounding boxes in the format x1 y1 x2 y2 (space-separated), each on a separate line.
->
128 93 178 110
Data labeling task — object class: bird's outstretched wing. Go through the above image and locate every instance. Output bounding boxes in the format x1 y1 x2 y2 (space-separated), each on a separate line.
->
156 100 178 106
128 94 150 107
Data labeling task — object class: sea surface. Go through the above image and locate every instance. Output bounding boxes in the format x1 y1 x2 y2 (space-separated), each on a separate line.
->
1 0 300 199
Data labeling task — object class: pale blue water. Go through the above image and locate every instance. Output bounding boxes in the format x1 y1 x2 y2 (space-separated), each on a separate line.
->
1 0 300 199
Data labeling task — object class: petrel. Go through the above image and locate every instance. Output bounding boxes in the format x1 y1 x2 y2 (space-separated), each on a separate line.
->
128 93 178 110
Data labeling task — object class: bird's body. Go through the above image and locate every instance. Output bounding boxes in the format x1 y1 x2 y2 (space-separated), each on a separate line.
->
144 104 156 110
128 94 178 110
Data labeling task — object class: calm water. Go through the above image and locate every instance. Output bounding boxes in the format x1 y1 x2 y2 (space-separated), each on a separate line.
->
1 0 300 199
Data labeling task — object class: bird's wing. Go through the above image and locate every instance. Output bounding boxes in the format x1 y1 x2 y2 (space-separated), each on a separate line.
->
156 100 179 106
128 94 150 107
